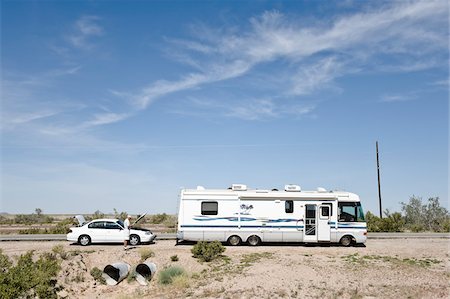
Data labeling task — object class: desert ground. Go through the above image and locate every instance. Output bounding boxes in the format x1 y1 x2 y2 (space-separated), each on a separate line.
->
1 239 449 299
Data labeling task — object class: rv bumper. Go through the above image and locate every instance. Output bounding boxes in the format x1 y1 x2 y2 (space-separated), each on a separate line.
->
176 231 184 241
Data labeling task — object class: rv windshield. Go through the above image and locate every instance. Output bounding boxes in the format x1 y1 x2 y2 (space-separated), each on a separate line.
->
338 202 365 222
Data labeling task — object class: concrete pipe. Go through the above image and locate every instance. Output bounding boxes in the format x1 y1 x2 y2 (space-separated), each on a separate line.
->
135 262 157 286
102 262 130 286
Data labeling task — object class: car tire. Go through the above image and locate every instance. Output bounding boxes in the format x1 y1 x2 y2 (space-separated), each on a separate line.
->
78 235 91 246
129 234 140 246
247 235 261 246
340 235 353 247
227 235 242 246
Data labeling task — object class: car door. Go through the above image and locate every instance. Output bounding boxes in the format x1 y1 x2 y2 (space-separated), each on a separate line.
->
87 221 107 242
104 221 124 243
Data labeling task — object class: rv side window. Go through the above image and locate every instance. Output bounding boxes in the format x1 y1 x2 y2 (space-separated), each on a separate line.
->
321 206 330 217
324 203 333 216
285 200 294 213
201 201 218 215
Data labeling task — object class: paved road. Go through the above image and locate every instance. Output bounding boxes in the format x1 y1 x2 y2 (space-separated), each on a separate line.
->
0 232 448 242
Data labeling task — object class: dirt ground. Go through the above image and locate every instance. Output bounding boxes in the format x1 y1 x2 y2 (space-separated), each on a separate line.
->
1 239 449 299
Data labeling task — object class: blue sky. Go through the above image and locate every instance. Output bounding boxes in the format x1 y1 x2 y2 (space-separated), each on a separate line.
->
1 0 448 215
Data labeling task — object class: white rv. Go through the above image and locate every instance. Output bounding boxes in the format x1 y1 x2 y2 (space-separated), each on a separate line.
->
177 184 367 246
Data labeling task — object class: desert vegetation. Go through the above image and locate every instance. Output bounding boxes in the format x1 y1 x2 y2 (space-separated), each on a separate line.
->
366 196 450 232
0 239 448 298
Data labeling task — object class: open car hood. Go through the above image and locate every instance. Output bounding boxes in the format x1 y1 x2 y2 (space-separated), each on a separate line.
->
74 215 87 226
132 213 146 226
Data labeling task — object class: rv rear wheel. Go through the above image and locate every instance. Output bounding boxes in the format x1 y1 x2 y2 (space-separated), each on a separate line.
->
247 235 261 246
340 235 352 247
227 235 242 246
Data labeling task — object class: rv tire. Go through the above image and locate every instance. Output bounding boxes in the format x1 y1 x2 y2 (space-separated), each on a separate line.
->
340 235 353 247
247 235 261 246
227 235 242 246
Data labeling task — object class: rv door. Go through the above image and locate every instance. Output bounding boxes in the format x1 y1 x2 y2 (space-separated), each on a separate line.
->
317 205 331 242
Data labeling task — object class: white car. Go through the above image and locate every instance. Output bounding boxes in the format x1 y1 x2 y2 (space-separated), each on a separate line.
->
67 214 156 246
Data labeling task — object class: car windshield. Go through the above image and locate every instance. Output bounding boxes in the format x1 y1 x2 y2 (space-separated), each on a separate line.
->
116 220 124 228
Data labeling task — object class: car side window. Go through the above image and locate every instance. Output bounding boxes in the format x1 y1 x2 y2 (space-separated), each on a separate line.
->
88 221 105 229
105 221 121 229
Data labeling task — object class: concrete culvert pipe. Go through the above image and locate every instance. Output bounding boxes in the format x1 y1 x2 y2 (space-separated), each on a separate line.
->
135 262 157 286
102 262 130 285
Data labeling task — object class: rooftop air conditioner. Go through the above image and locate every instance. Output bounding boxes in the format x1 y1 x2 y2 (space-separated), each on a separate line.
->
231 184 247 191
317 187 327 192
285 184 301 192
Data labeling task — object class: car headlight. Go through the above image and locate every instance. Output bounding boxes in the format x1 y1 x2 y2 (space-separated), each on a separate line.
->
145 231 151 235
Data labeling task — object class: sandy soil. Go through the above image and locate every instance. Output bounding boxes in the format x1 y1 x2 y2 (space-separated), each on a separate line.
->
1 239 449 298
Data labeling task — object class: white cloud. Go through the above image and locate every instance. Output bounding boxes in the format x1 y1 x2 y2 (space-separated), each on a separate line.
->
67 15 103 49
122 0 447 116
82 112 130 127
380 94 416 103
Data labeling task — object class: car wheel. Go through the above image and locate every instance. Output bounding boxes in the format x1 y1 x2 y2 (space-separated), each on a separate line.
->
78 235 91 246
227 235 242 246
129 234 140 246
340 235 353 247
247 235 261 246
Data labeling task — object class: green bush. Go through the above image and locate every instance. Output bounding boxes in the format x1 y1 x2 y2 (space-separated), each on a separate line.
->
138 248 155 262
366 210 404 232
158 266 186 285
191 241 226 262
90 267 106 285
0 250 61 299
52 245 68 260
150 213 169 224
401 196 450 232
170 255 179 262
48 218 74 234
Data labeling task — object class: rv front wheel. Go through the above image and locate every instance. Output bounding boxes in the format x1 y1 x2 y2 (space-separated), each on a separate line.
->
247 235 261 246
340 235 352 247
227 235 242 246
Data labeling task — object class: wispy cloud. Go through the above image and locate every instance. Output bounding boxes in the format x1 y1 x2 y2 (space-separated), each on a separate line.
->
66 16 103 50
121 0 447 117
380 94 416 103
82 112 130 127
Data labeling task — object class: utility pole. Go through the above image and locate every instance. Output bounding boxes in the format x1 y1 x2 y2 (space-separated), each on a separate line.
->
376 141 383 218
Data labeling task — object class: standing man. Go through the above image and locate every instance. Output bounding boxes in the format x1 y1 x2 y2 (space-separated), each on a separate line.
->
123 215 132 250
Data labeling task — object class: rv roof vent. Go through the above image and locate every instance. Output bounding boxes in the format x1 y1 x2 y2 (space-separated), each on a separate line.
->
196 186 205 190
231 184 247 191
285 184 301 192
317 187 327 192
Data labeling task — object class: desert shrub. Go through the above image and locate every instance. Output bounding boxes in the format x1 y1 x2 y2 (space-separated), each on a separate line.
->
90 267 106 285
0 250 12 272
88 210 105 220
126 266 137 283
18 227 45 234
14 214 39 225
401 196 449 232
113 209 128 221
52 245 68 260
171 274 190 288
158 266 186 285
0 250 61 299
48 218 74 234
163 215 177 228
13 209 54 225
191 241 226 262
170 255 179 262
150 213 168 224
366 211 405 232
139 248 155 262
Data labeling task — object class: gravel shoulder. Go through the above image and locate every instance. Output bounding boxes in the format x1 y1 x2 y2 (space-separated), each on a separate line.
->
1 239 449 298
